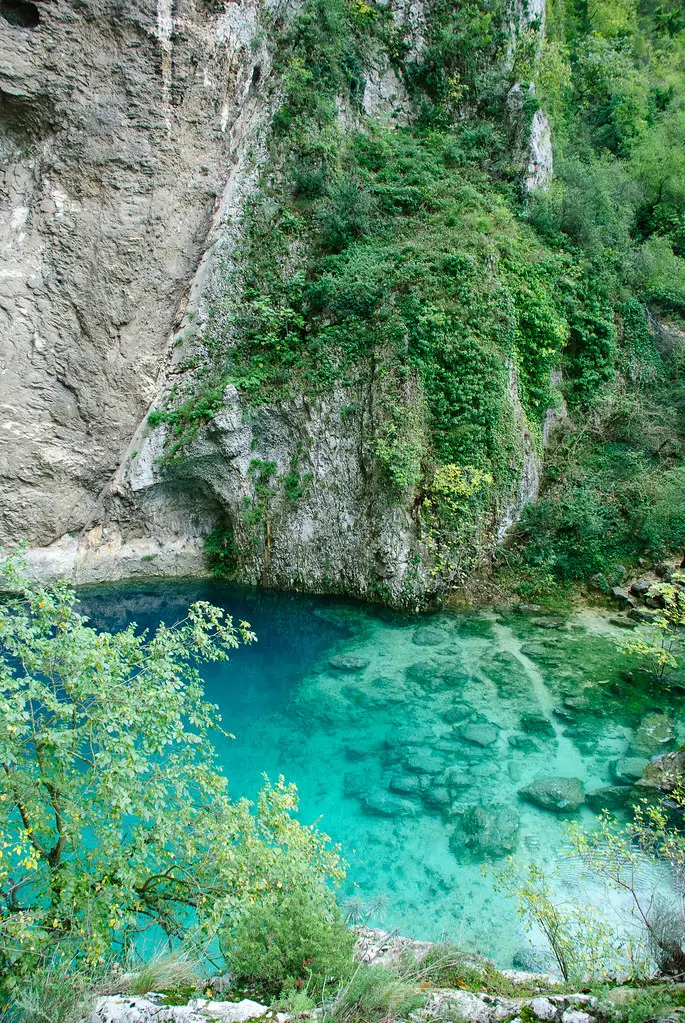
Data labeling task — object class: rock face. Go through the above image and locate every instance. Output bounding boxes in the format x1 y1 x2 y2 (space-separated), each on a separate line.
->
0 0 269 550
92 996 268 1023
1 0 560 607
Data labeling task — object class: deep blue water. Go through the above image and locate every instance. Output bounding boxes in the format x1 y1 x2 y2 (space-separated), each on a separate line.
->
79 581 685 968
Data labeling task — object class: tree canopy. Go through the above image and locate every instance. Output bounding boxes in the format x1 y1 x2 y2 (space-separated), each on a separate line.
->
0 557 344 997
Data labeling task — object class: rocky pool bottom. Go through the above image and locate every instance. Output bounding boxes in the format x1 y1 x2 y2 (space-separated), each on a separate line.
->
79 582 685 969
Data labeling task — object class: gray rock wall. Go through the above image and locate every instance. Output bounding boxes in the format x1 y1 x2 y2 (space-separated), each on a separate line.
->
0 0 268 544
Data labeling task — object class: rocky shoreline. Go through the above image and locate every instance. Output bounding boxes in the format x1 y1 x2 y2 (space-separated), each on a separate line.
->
90 930 685 1023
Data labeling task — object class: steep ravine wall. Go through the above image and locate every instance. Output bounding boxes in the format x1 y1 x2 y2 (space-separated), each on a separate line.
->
0 0 556 606
0 0 273 557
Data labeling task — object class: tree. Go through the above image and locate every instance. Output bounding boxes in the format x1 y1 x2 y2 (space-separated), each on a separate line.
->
568 794 685 976
623 571 685 680
0 556 345 996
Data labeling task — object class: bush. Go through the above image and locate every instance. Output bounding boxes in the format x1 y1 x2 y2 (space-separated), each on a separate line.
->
326 965 423 1023
10 957 96 1023
222 891 355 1000
204 525 241 578
314 181 380 252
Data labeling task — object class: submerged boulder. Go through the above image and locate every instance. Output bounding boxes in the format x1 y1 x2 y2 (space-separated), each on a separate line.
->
610 756 648 785
443 701 473 724
586 785 639 812
413 626 448 646
509 733 544 753
518 777 584 813
363 788 417 817
457 721 500 747
632 712 675 755
404 750 446 775
442 765 472 795
450 802 520 858
329 654 370 672
344 771 369 797
389 774 423 795
423 783 452 810
520 713 556 739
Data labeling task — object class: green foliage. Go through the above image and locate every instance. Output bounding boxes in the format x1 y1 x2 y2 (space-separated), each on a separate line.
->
0 556 345 1000
204 525 241 578
511 353 685 583
9 955 96 1023
602 984 685 1023
152 0 685 587
568 794 685 976
621 571 685 679
123 950 201 997
326 965 423 1023
494 859 649 982
222 890 355 1000
147 384 226 459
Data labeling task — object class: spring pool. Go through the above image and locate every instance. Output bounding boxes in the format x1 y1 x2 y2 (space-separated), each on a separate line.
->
79 581 684 968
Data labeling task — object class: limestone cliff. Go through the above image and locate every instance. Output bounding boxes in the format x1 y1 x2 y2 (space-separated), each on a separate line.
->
0 0 270 550
0 0 557 607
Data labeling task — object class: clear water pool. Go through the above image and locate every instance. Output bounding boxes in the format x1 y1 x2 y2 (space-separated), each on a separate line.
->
79 581 685 968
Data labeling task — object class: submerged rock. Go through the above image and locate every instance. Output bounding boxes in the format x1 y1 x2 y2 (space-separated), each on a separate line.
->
389 774 423 795
442 765 472 794
442 702 473 724
610 756 648 785
512 947 547 972
518 777 584 813
345 738 385 760
363 788 417 817
329 654 370 672
457 721 500 747
384 725 430 749
451 802 520 858
585 785 639 812
344 771 370 797
633 712 675 755
413 626 448 646
509 733 544 753
423 783 452 810
520 713 556 739
404 750 446 775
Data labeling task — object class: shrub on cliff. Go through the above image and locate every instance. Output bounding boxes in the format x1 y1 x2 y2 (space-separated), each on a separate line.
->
0 556 345 1002
221 889 356 1001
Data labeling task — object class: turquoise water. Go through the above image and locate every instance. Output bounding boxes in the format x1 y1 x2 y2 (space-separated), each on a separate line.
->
79 582 685 968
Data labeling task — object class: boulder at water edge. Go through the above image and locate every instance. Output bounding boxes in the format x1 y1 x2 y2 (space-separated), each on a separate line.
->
585 785 639 812
518 777 585 813
610 756 648 785
638 746 685 793
632 712 674 755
